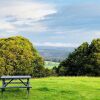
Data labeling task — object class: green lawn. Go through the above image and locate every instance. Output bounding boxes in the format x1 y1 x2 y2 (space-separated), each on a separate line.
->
0 77 100 100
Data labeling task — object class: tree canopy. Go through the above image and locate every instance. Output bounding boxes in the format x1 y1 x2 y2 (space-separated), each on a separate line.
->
58 39 100 76
0 36 44 76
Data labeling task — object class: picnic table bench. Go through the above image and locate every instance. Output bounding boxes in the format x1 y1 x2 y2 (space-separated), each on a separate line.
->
0 76 32 94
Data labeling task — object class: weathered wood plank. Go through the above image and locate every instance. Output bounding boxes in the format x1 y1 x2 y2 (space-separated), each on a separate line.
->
1 76 31 79
1 86 32 89
5 82 27 84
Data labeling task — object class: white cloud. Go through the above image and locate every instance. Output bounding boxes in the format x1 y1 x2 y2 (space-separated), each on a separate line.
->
34 42 79 47
0 21 15 30
0 0 57 36
94 31 100 35
15 22 48 33
0 1 56 21
0 33 17 38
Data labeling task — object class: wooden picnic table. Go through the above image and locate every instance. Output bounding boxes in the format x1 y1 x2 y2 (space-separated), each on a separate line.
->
0 76 32 94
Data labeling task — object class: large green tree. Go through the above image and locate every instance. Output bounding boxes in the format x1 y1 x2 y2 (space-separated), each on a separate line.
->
0 36 44 76
58 39 100 76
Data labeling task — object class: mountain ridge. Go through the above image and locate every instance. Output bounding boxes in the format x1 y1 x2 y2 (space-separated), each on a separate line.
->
36 46 75 62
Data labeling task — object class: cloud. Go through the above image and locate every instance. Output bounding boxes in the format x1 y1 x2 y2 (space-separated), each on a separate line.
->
0 33 17 38
0 1 56 21
0 0 100 46
34 42 79 47
0 21 15 30
94 32 100 35
13 22 48 33
0 0 57 36
40 3 100 32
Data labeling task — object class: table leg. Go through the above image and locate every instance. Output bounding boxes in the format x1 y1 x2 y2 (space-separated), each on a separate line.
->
1 79 5 95
27 78 30 95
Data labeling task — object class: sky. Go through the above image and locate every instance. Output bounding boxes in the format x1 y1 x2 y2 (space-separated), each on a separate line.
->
0 0 100 47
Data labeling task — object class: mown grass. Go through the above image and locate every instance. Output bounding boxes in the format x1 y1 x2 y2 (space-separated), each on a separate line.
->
0 77 100 100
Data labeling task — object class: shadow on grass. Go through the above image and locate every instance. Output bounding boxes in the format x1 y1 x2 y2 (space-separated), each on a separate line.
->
60 90 78 94
36 87 78 95
36 87 55 92
0 89 29 100
95 88 100 91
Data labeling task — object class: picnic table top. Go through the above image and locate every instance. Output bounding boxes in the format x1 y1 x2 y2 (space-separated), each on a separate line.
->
1 76 31 79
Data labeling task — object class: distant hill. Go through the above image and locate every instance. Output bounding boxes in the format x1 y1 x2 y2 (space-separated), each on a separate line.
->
36 46 75 62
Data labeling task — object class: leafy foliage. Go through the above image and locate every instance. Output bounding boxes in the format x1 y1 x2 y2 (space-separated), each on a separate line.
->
0 36 45 77
58 39 100 76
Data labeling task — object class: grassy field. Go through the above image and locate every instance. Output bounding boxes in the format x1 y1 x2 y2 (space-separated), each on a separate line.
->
44 61 59 69
0 77 100 100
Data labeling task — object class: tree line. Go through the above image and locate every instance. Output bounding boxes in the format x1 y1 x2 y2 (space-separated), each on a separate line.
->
0 36 100 77
57 39 100 76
